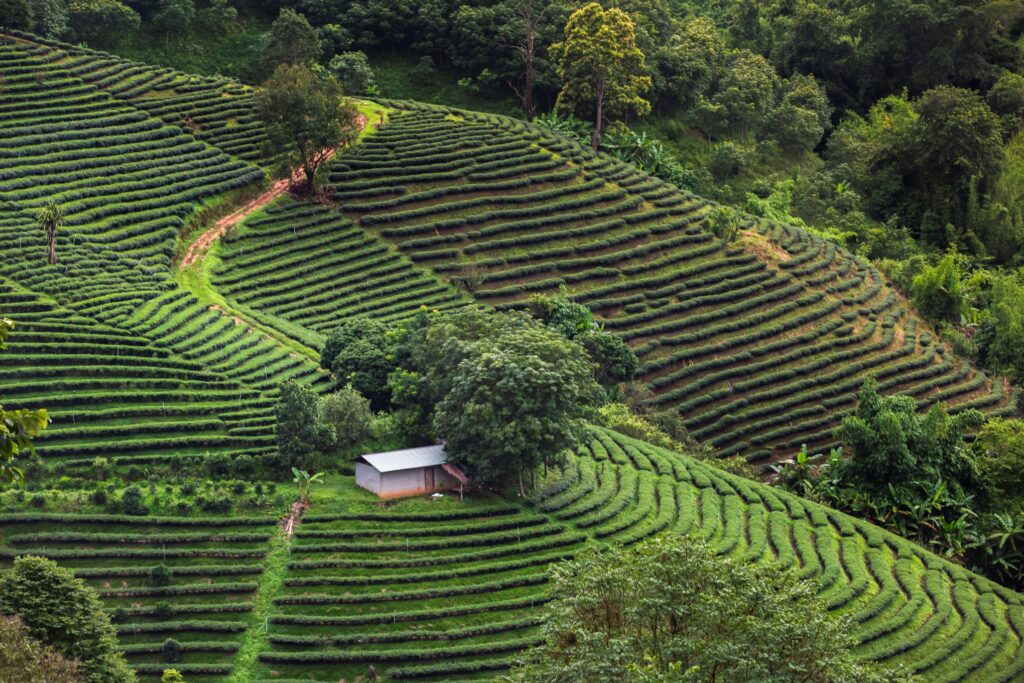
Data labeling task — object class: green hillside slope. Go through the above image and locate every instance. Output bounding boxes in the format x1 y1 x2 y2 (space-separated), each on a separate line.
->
315 101 1017 464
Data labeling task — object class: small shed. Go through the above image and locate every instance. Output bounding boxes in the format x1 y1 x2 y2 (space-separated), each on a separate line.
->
353 445 469 498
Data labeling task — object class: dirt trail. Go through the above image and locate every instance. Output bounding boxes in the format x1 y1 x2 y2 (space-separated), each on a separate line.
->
178 114 369 271
282 500 308 540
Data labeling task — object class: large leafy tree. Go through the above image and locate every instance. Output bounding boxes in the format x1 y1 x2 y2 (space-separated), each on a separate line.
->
836 378 983 502
509 533 910 682
66 0 140 49
1 320 49 486
260 8 322 71
0 615 80 683
256 63 358 194
320 317 393 409
274 379 334 471
433 322 602 494
0 556 135 683
550 2 651 149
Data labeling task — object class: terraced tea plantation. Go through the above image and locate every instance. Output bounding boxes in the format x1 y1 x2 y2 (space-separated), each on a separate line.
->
0 513 279 680
2 30 1024 683
317 101 1017 463
212 199 468 345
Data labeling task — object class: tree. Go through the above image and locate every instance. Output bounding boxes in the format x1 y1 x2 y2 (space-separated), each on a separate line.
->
509 533 909 682
504 0 552 120
36 202 62 267
911 250 968 323
649 17 724 111
988 71 1024 136
974 418 1024 513
320 317 393 409
975 272 1024 383
432 323 602 494
0 615 80 683
0 556 135 683
579 331 637 388
710 49 779 137
835 378 983 503
550 3 651 150
153 0 194 41
275 380 334 471
1 319 49 487
66 0 140 49
196 0 235 34
160 671 185 683
260 9 321 71
319 386 373 451
0 0 33 30
328 51 376 95
256 64 358 194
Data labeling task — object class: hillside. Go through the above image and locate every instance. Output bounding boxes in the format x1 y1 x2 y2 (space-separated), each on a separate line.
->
220 99 1017 464
1 31 1024 682
3 428 1023 681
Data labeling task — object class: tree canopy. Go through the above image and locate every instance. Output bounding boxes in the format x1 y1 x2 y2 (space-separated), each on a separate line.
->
0 556 135 683
509 533 910 682
0 615 81 683
256 63 358 193
551 2 651 149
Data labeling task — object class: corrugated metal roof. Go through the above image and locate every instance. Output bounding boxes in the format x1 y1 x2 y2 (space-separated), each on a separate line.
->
356 445 447 473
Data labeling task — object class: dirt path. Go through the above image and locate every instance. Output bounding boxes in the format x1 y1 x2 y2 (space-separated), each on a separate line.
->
282 500 308 540
178 114 369 271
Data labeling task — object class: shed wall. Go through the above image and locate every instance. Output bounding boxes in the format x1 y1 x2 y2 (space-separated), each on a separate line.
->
379 467 428 498
355 462 381 495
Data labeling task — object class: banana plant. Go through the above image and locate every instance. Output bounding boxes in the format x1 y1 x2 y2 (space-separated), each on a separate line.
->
292 467 324 505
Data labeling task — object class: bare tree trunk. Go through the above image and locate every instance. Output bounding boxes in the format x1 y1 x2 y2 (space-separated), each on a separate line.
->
592 84 605 150
524 31 535 121
47 229 56 265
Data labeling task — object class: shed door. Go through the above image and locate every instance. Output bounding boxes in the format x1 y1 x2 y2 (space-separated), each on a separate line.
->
424 466 435 490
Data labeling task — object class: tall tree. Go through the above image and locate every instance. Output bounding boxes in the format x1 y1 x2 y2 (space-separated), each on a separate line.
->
65 0 140 49
260 8 321 72
256 64 358 193
37 202 62 267
550 2 651 149
1 320 49 486
0 556 135 683
504 0 551 121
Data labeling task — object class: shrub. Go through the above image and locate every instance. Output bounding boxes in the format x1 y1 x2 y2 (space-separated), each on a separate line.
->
328 51 377 95
975 418 1024 513
120 486 149 516
160 638 182 663
149 564 172 588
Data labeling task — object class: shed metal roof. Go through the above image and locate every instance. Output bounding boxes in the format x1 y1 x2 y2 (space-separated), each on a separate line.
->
355 445 447 473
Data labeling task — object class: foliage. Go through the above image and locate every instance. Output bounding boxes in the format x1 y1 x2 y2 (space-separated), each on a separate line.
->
321 317 393 409
66 0 141 49
595 403 680 451
0 0 32 31
260 8 321 71
509 533 909 682
275 380 334 471
153 0 195 39
835 378 983 503
0 615 80 683
1 320 49 487
975 271 1024 383
578 331 637 389
911 250 968 323
119 486 148 516
160 638 181 663
318 386 373 452
328 51 377 95
160 671 185 683
533 110 593 146
256 63 358 193
974 418 1024 514
292 468 324 504
433 322 602 493
550 2 651 149
0 556 135 683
